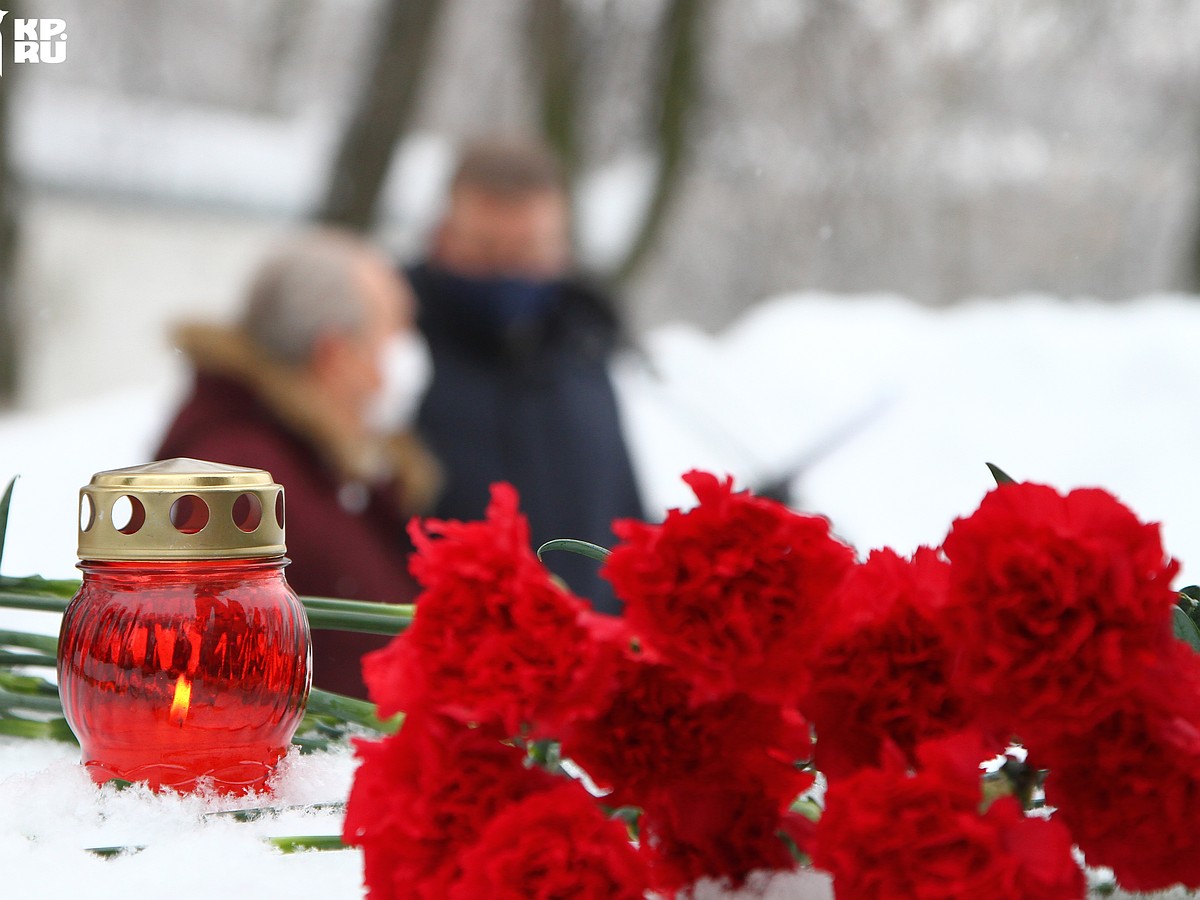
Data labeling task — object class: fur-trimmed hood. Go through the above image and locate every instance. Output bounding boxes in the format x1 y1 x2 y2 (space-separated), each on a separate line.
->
171 322 441 517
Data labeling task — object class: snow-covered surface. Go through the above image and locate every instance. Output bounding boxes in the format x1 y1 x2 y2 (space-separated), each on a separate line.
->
617 291 1200 585
3 290 1200 896
0 740 361 899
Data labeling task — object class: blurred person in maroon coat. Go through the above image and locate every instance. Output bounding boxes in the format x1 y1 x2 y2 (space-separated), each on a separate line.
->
156 229 440 699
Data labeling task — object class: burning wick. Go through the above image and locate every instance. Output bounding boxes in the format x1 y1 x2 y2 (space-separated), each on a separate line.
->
169 674 192 726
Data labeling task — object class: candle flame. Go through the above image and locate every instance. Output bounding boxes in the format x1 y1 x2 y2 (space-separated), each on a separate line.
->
169 674 192 726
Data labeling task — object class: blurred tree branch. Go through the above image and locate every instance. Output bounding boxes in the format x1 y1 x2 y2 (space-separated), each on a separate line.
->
315 0 444 231
0 6 21 407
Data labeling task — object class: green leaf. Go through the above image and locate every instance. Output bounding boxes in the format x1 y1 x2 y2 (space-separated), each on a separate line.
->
536 539 612 563
985 463 1016 486
0 476 16 574
1172 605 1200 653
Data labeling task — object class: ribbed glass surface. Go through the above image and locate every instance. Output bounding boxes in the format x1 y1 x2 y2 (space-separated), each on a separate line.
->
58 558 311 794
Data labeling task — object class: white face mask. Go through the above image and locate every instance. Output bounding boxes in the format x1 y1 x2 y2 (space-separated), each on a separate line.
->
365 330 433 434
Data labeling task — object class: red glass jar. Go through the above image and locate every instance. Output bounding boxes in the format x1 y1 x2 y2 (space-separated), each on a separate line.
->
57 459 311 794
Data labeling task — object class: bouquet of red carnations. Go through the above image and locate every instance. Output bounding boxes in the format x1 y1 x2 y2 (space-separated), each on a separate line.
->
342 470 1200 899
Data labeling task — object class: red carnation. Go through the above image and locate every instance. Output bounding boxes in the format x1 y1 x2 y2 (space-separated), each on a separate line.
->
1045 641 1200 892
343 712 558 899
813 735 1084 900
987 798 1087 900
362 483 610 736
940 482 1179 747
604 470 855 705
806 547 970 779
447 783 650 900
564 654 812 803
558 632 814 895
640 783 804 897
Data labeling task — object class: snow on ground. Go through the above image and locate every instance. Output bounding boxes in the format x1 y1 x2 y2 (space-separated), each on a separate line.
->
0 740 361 900
2 290 1199 896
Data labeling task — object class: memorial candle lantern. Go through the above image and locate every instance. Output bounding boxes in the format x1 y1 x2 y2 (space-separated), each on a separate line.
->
57 459 311 794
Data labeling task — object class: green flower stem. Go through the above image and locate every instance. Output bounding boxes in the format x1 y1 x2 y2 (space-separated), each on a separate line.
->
0 630 59 653
0 671 59 693
0 686 64 713
0 575 81 598
302 608 411 636
307 688 401 734
290 734 335 753
0 592 70 614
86 845 146 858
269 835 348 854
89 834 350 858
295 596 414 617
0 715 76 742
0 651 58 668
300 596 413 635
0 588 413 636
0 720 75 739
203 801 345 823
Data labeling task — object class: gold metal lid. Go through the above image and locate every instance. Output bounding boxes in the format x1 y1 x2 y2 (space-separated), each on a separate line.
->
78 458 287 561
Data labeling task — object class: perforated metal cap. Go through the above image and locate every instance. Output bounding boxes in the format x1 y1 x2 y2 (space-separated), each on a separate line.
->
77 458 286 561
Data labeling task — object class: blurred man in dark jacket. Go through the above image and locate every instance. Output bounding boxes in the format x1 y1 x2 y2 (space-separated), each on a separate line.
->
157 229 440 698
407 136 643 613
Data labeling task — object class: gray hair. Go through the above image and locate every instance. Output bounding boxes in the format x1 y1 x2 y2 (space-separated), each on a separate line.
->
241 230 380 365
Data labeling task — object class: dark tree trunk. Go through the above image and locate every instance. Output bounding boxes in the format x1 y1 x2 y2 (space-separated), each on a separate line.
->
1192 116 1200 292
315 0 444 232
614 0 705 285
527 0 582 185
0 7 21 407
